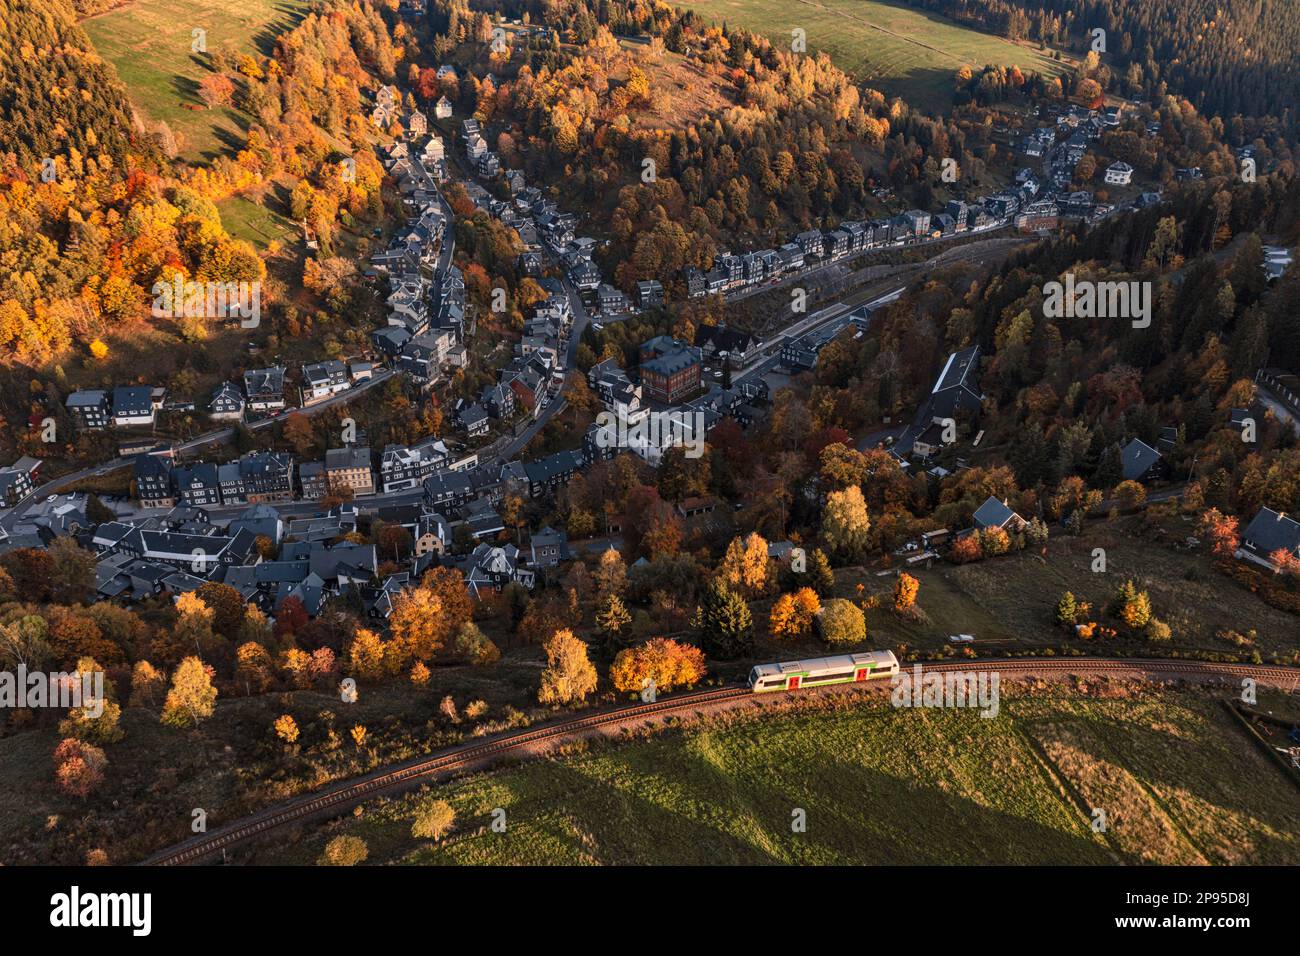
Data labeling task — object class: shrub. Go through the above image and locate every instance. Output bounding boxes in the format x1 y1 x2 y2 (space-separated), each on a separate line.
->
1145 618 1171 641
816 599 867 646
319 835 368 866
411 799 456 841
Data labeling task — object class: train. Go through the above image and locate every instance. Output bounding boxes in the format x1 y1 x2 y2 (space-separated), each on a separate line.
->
747 650 899 693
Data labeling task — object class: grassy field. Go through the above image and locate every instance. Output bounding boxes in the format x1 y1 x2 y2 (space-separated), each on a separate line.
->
216 191 298 250
678 0 1067 114
737 517 1300 668
249 686 1300 865
83 0 310 162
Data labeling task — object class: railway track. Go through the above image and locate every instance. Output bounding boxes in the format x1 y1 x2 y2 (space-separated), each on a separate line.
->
144 657 1300 865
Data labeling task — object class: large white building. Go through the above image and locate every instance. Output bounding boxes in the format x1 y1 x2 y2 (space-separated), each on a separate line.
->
1104 161 1134 186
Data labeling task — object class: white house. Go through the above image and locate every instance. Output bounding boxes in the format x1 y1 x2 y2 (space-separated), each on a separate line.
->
1104 161 1134 186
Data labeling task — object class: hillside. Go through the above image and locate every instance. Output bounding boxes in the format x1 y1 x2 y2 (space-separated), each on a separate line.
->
677 0 1068 114
81 0 312 162
248 687 1300 866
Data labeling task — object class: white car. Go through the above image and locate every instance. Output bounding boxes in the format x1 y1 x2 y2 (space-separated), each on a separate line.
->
948 634 975 645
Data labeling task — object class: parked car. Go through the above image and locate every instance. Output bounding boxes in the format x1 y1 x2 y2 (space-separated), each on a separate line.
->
948 634 975 645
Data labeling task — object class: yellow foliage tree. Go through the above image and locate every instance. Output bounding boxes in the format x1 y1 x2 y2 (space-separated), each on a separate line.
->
537 629 597 705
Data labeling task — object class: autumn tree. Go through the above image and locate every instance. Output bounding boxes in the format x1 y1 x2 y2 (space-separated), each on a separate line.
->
594 547 628 599
319 835 368 866
610 638 706 694
236 641 277 694
411 799 456 841
817 599 867 646
1198 508 1240 558
197 73 236 108
537 629 598 706
893 572 920 614
53 738 107 798
274 714 300 745
348 627 387 679
451 622 500 665
821 486 872 563
389 587 446 663
1113 580 1153 629
161 656 218 728
1056 591 1079 626
769 587 821 638
129 660 167 707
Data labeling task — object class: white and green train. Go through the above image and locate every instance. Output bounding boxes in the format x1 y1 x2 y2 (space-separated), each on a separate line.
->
747 650 899 693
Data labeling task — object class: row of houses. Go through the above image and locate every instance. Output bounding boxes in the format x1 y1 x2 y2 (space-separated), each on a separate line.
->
684 200 1005 300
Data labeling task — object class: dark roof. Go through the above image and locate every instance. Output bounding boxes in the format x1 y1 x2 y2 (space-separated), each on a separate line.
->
972 496 1017 530
1120 439 1162 481
1241 508 1300 556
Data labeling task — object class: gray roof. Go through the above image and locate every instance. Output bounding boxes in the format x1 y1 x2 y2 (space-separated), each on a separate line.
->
1241 507 1300 556
1120 439 1162 481
972 496 1017 530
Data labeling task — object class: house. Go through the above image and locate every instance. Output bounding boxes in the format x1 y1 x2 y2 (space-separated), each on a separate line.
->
523 449 585 498
422 470 477 509
379 439 449 493
244 367 286 412
112 386 158 427
171 463 220 507
693 324 754 365
434 95 453 119
1104 161 1133 186
414 512 450 556
460 403 489 437
636 280 664 308
639 336 701 404
227 503 285 548
1119 438 1165 483
529 526 570 567
0 457 41 507
1235 507 1300 571
218 451 295 504
894 345 985 460
208 381 245 421
462 543 534 597
406 109 427 137
301 360 350 404
481 382 516 420
972 496 1026 533
134 454 176 509
66 390 111 431
678 496 719 519
324 447 375 497
903 209 931 238
298 461 328 500
597 283 630 314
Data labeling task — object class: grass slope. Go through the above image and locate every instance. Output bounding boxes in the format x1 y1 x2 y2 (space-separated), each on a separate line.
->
252 687 1300 865
82 0 310 162
679 0 1067 113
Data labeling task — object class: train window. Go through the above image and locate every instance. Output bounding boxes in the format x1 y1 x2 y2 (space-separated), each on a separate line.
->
806 671 855 683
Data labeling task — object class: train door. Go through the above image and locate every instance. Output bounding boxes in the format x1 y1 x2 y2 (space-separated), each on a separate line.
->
854 667 870 681
788 676 801 690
